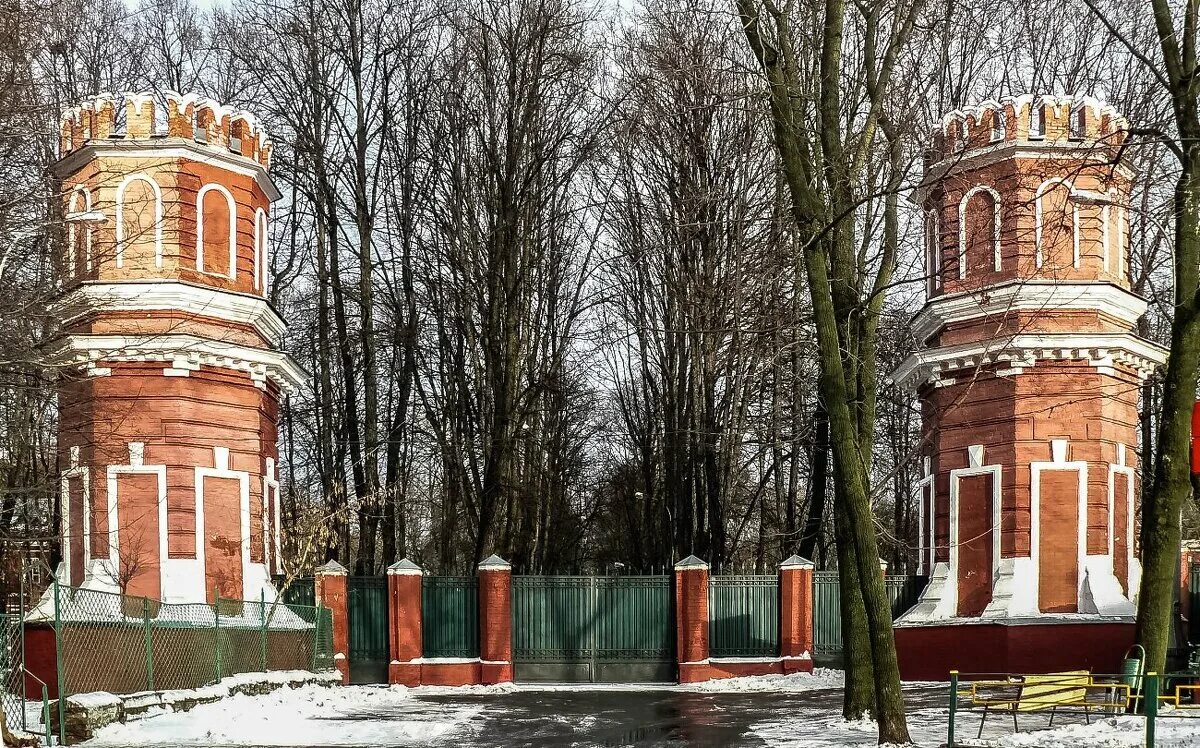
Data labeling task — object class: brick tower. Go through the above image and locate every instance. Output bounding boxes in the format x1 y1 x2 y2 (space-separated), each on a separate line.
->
892 95 1167 678
47 92 303 605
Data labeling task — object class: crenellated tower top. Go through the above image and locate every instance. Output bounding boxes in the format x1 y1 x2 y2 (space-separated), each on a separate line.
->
59 92 273 169
926 94 1128 167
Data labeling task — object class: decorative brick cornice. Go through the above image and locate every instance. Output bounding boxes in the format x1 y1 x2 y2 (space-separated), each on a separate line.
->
47 332 307 395
892 332 1167 390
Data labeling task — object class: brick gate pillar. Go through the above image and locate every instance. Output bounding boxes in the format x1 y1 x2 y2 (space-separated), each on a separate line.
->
387 558 423 686
779 555 815 674
478 554 513 684
674 555 710 683
314 560 350 684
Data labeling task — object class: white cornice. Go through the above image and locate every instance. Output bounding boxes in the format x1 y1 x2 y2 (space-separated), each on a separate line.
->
53 281 287 348
47 332 307 395
52 138 281 202
892 332 1167 391
911 281 1149 344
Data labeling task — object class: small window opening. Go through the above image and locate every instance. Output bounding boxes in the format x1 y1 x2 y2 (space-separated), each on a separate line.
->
1069 105 1086 140
1030 103 1046 139
991 110 1005 142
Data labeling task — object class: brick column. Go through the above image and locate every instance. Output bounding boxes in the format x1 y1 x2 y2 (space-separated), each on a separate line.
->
314 560 350 684
387 558 423 686
779 554 815 674
674 555 710 683
478 554 513 684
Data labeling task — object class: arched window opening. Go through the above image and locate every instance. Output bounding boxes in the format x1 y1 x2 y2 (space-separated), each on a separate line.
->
254 208 269 293
991 110 1005 142
115 175 163 270
197 185 237 278
67 187 93 275
1035 179 1079 271
959 186 1002 278
1030 102 1046 139
926 210 942 295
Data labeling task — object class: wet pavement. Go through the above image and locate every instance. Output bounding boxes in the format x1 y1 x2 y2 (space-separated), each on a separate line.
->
322 685 951 747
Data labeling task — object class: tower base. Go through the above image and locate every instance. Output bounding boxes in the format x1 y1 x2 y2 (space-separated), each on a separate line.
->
895 618 1136 681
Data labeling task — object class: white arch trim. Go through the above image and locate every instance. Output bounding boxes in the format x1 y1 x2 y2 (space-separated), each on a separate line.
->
1107 443 1136 594
254 208 268 293
1029 438 1088 612
106 442 168 599
1034 178 1080 270
958 185 1003 277
947 445 1002 616
196 183 238 279
68 187 93 274
114 174 164 269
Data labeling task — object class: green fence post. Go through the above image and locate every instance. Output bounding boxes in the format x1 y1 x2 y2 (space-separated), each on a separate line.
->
312 603 323 671
213 589 223 682
53 579 64 745
40 684 50 747
948 670 958 747
1145 671 1158 748
260 590 268 672
143 597 154 692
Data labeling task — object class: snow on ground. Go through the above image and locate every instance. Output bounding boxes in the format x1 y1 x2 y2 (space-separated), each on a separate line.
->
78 670 1200 747
83 683 484 746
682 667 845 693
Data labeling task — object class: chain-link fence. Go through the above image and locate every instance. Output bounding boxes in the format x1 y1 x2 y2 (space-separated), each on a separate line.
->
37 582 333 698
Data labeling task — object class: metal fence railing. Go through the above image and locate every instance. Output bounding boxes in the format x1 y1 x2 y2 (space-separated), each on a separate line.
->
709 575 779 657
422 576 478 658
1189 563 1199 644
35 581 334 699
814 573 928 656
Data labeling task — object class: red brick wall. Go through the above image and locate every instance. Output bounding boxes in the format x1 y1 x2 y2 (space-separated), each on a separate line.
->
58 362 279 601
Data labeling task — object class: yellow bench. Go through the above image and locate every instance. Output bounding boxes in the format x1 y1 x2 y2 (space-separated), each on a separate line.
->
971 671 1098 738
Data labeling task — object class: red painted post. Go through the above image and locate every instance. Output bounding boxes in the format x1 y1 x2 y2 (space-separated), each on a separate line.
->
478 554 513 684
314 560 350 685
387 558 423 686
674 555 710 683
779 555 815 674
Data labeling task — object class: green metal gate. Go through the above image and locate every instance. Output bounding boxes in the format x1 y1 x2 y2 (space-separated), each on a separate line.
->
347 576 388 683
709 575 779 657
512 575 674 682
422 576 479 658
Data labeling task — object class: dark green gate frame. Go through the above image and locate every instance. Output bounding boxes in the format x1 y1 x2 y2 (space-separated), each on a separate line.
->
347 576 389 684
512 575 674 683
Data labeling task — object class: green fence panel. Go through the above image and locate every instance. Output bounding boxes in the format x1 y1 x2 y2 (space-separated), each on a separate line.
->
709 575 779 657
595 576 673 661
814 573 927 656
50 585 332 698
513 576 593 661
422 576 478 658
347 577 388 681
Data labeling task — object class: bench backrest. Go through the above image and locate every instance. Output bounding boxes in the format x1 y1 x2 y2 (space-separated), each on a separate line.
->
1017 671 1090 712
